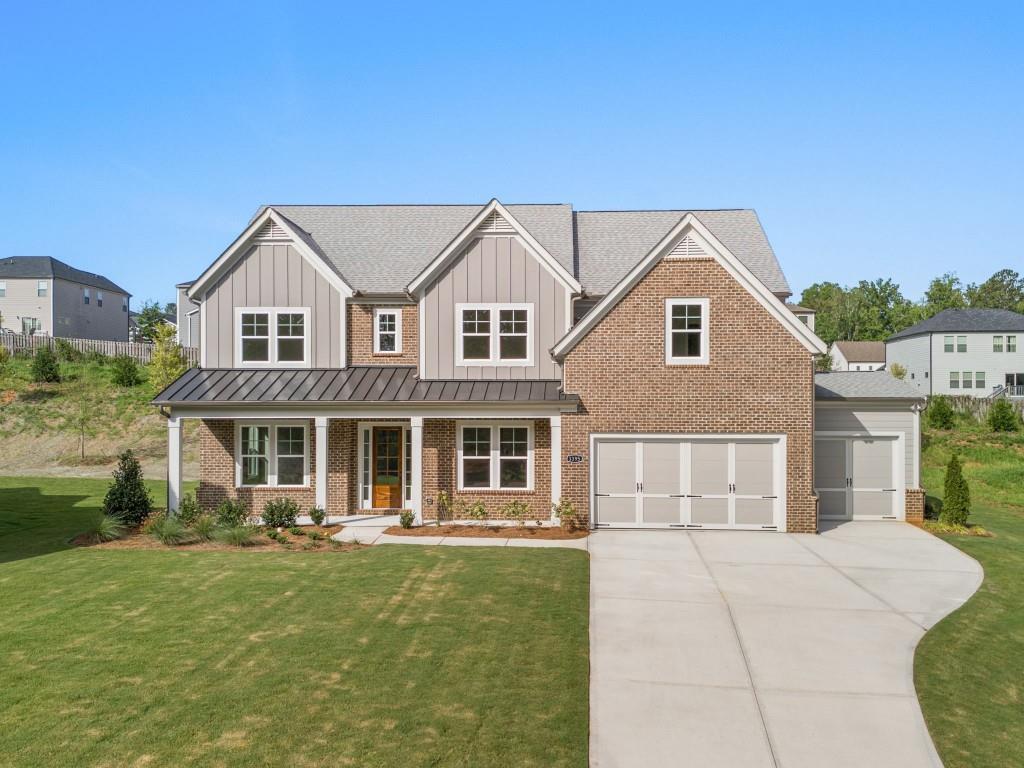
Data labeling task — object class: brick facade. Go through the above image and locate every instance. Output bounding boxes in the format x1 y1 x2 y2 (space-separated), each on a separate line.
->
347 304 418 366
905 487 926 523
560 257 818 532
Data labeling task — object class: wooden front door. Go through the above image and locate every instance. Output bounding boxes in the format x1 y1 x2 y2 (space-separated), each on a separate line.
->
372 426 403 509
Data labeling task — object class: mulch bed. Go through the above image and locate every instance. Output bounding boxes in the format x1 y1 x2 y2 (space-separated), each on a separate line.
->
383 524 589 539
72 525 359 552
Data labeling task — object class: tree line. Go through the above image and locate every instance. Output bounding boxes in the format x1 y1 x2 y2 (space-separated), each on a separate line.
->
798 268 1024 345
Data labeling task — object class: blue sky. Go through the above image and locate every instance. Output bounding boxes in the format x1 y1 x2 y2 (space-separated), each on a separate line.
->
1 1 1020 305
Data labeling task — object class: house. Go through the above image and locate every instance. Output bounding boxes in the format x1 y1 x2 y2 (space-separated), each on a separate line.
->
153 201 926 531
786 303 816 331
175 281 201 348
0 256 130 340
830 340 886 371
886 308 1024 397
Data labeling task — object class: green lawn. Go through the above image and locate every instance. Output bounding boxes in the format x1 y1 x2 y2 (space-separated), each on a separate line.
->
914 427 1024 768
0 477 589 767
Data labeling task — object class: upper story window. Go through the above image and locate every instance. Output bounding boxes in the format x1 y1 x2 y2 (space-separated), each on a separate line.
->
457 422 532 491
456 303 533 366
236 308 310 367
373 308 402 354
37 281 47 297
0 282 6 297
83 288 90 305
994 335 1004 353
97 291 103 308
944 335 967 353
957 335 967 353
1009 335 1018 353
665 298 710 365
122 297 128 313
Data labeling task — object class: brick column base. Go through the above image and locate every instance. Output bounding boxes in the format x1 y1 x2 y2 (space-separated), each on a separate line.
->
905 488 926 523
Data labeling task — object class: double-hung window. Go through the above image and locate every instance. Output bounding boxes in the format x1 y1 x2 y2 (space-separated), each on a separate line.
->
237 308 310 366
37 281 47 297
97 291 103 308
1009 335 1018 353
962 371 973 389
957 335 967 353
994 335 1004 353
949 371 960 389
237 422 308 487
0 282 6 298
122 297 128 313
458 422 533 490
976 371 986 390
83 288 90 305
456 304 532 365
944 335 954 353
665 298 709 364
373 308 402 354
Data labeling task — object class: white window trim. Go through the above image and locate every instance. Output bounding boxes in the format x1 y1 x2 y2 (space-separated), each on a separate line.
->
234 307 312 368
373 308 402 354
234 421 310 488
665 298 710 365
456 421 534 491
455 302 534 367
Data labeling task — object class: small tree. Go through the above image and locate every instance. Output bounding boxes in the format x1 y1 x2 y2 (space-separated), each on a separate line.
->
815 352 834 373
940 453 970 526
103 449 153 525
135 301 168 342
927 395 955 430
988 398 1020 433
889 362 907 380
110 355 142 387
31 346 61 383
150 322 186 391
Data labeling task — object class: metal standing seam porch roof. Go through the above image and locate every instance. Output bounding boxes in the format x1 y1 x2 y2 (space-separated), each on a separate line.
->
153 366 577 407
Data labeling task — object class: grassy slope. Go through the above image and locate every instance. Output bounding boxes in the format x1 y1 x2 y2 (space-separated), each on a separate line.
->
0 476 589 768
914 426 1024 768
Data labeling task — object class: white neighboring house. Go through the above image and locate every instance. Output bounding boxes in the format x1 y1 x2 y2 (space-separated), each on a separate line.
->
786 304 816 332
886 308 1024 398
831 340 886 371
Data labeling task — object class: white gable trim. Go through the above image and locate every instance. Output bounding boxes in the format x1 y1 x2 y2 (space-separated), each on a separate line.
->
188 208 354 301
406 199 581 295
551 213 827 358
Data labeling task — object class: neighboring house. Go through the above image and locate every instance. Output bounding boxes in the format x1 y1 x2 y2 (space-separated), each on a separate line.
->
831 340 886 371
176 281 201 347
886 308 1024 397
128 310 176 342
0 256 130 340
154 200 926 531
786 303 816 332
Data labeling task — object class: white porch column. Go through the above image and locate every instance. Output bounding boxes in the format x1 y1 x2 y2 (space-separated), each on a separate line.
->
410 416 424 525
550 414 561 521
167 415 182 515
315 416 328 514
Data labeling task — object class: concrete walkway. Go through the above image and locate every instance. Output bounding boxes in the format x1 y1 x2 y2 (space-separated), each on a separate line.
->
332 518 589 549
589 522 983 768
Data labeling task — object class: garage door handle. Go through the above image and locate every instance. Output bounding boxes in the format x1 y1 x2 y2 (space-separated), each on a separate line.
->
595 493 610 497
883 488 897 492
670 494 687 498
761 495 777 499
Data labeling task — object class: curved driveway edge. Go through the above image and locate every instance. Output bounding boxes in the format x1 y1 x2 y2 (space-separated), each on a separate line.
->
589 521 983 768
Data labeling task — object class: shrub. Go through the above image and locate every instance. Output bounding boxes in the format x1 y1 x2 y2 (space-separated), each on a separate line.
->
54 338 83 362
553 497 580 531
940 454 971 526
81 514 126 544
103 450 152 525
988 399 1020 432
309 531 325 541
31 347 61 383
150 322 187 391
190 514 217 541
84 350 107 366
287 526 305 536
215 499 249 527
147 513 196 546
214 525 259 547
927 395 955 430
466 501 487 521
262 498 300 528
309 505 326 526
0 346 9 377
110 355 142 387
176 493 202 526
399 510 415 529
888 362 907 380
500 499 530 519
436 490 453 522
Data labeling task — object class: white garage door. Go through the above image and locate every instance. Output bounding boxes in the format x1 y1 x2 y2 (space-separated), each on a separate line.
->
593 436 783 530
814 436 902 520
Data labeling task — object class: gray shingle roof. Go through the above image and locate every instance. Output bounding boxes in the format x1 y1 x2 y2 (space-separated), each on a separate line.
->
153 366 577 406
239 204 788 297
261 204 574 294
888 308 1024 340
0 256 129 295
833 340 886 363
574 209 791 296
815 372 924 401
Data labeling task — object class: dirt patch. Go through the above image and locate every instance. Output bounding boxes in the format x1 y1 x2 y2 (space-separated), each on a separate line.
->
0 390 15 406
72 525 357 552
384 524 589 540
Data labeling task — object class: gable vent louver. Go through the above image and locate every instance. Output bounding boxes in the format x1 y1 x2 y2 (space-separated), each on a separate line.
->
254 219 290 240
667 234 707 259
476 210 516 234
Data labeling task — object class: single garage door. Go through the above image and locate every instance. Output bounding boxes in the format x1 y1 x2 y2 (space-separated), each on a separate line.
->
814 436 901 520
593 436 783 530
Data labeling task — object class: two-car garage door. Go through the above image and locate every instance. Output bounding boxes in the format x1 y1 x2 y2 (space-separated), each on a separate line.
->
593 436 784 530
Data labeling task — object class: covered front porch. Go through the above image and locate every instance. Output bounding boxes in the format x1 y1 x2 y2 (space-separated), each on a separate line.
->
154 366 577 524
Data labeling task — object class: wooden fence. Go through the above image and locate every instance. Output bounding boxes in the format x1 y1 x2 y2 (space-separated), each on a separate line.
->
0 333 199 366
944 394 1024 422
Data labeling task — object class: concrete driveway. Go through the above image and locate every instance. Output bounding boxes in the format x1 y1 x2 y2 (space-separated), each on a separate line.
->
589 522 983 768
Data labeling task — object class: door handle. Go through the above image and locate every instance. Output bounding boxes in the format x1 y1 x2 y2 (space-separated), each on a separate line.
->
595 493 610 497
